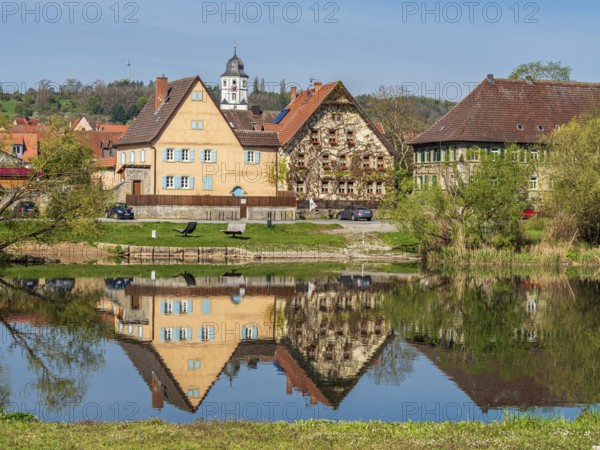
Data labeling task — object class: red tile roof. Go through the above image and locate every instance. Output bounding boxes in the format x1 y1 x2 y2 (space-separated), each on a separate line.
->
234 130 280 147
97 123 130 133
410 77 600 146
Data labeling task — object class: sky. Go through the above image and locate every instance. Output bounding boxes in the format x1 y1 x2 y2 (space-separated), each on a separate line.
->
2 0 599 99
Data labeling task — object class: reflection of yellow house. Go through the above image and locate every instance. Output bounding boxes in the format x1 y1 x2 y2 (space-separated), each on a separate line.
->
107 276 295 410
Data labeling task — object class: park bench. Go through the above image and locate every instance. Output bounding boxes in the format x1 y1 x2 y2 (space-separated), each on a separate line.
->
222 222 246 238
174 222 197 237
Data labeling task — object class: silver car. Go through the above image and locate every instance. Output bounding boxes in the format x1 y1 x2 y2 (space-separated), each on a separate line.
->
339 206 373 221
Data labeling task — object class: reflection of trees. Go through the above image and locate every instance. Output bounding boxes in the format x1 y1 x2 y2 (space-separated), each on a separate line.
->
370 336 417 386
383 275 600 404
0 279 112 412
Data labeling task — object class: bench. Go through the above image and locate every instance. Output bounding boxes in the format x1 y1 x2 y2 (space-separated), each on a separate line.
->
222 223 246 238
174 222 197 237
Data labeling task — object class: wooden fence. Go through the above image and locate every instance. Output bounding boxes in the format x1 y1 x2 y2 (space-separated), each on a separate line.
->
126 194 297 208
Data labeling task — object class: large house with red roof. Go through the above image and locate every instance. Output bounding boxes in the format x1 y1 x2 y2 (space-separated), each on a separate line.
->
410 75 600 199
223 79 396 203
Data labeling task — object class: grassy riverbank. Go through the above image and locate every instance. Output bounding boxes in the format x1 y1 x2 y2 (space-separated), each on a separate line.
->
1 413 599 449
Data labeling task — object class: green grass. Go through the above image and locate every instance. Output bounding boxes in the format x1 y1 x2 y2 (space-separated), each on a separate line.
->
0 413 599 449
1 100 16 115
380 231 421 253
83 222 347 250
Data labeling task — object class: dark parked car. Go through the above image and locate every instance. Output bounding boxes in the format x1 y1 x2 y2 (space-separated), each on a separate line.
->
13 201 39 217
106 203 135 220
339 206 373 221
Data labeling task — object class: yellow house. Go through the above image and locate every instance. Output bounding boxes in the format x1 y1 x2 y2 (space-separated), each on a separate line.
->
116 76 281 198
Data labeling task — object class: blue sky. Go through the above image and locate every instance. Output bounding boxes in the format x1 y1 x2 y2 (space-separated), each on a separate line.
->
1 0 599 99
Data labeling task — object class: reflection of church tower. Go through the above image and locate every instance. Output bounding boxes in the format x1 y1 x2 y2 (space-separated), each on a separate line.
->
221 46 249 110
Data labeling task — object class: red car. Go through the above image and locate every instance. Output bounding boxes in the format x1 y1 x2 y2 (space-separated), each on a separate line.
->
522 206 540 220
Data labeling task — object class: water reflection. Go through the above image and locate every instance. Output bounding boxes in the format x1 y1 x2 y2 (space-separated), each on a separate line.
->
0 270 599 422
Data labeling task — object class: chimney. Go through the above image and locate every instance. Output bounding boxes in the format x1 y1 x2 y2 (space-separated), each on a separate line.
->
290 86 297 101
526 75 534 85
487 74 495 85
155 76 168 110
314 82 323 93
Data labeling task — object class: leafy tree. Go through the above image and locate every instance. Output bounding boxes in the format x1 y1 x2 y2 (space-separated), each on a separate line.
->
546 115 600 244
0 117 109 253
395 146 535 253
108 104 127 124
509 61 572 81
364 85 427 171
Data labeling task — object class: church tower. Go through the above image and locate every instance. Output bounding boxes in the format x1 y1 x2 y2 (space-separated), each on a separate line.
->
220 46 249 110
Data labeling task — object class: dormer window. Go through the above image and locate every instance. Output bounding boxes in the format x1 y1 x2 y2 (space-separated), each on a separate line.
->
517 124 524 131
12 144 24 158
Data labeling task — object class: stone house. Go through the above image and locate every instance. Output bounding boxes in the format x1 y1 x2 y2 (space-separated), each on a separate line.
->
410 75 600 202
224 81 396 203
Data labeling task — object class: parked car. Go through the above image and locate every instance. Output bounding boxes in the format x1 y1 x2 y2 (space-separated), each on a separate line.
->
338 206 373 221
13 201 39 217
522 206 541 220
106 203 135 220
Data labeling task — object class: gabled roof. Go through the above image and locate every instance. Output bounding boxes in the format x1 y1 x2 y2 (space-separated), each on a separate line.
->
410 77 600 146
118 77 199 146
277 82 396 155
118 76 246 150
224 82 395 155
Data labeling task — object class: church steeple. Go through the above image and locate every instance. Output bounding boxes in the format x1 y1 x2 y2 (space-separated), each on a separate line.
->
221 45 249 110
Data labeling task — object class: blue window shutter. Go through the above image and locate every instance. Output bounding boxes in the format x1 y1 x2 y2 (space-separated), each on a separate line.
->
138 327 143 338
209 326 215 341
188 359 194 370
162 177 167 189
203 176 213 191
188 327 193 342
190 150 195 162
192 121 196 130
174 301 181 315
187 389 193 397
198 92 203 101
175 149 183 162
175 176 182 189
195 359 201 369
211 150 217 163
256 151 261 164
162 149 167 162
160 301 165 315
253 326 259 340
242 326 247 340
189 177 195 190
174 328 181 342
188 300 193 313
198 327 203 341
202 299 211 315
160 328 165 342
198 121 203 130
243 151 249 164
200 150 206 163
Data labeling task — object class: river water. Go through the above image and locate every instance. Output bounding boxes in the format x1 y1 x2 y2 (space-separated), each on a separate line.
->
0 266 598 423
